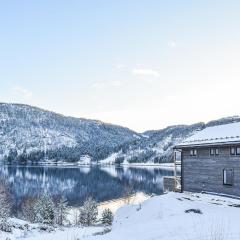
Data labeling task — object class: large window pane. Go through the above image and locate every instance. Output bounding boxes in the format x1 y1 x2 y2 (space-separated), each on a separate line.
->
236 147 240 155
193 149 197 156
210 149 215 155
230 147 235 155
223 169 234 186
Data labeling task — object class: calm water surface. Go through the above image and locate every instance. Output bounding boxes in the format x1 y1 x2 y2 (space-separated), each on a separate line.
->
0 164 174 208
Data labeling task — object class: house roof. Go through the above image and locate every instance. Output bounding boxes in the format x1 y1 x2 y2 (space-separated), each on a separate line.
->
175 122 240 148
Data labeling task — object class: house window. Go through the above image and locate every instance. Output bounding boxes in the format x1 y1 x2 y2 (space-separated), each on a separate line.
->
210 148 215 155
190 150 193 156
210 148 219 156
210 148 214 155
193 149 197 156
236 147 240 155
230 147 236 155
190 149 197 156
223 169 234 186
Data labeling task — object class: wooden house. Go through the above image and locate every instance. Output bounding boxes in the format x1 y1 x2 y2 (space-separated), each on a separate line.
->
173 122 240 197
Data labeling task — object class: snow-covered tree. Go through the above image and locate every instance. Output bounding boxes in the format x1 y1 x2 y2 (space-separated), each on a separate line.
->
55 196 68 225
79 197 98 226
20 198 37 223
0 183 12 232
34 194 55 225
101 208 113 226
18 147 28 163
72 208 80 226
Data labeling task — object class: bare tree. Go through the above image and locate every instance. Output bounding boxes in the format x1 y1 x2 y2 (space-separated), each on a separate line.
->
123 184 134 204
20 197 37 223
55 196 68 225
0 182 12 232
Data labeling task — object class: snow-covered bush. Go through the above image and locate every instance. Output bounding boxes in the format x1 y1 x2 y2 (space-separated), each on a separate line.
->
101 208 113 225
55 196 68 225
79 197 98 226
21 194 68 226
34 194 55 225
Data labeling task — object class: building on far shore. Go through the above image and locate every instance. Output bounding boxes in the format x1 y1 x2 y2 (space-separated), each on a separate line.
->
173 122 240 197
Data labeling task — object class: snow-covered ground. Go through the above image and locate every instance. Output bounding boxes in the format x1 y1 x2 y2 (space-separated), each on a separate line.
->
87 192 240 240
0 220 105 240
122 162 174 168
2 192 240 240
99 152 174 168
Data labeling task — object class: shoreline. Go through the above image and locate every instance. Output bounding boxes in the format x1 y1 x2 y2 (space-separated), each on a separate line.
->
0 161 175 168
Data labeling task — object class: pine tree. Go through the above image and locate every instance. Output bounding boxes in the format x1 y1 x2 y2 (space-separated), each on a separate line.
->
55 196 68 225
79 197 98 226
19 148 28 163
101 208 113 226
34 194 55 225
7 149 18 163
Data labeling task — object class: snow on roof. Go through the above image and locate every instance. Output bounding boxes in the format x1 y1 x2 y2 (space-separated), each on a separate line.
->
178 122 240 147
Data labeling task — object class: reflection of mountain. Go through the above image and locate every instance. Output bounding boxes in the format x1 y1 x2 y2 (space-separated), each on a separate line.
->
0 165 173 207
101 166 174 188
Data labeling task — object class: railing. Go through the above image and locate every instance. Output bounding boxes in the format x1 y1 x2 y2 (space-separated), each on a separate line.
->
174 176 181 192
163 176 181 192
163 150 182 193
174 149 182 192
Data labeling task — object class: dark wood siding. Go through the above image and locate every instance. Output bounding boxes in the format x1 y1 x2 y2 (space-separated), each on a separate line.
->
182 146 240 196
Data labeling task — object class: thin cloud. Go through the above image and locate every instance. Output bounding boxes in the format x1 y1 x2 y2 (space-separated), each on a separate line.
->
132 68 160 77
110 80 121 87
13 86 32 99
91 80 121 89
168 40 176 48
113 63 125 70
91 82 105 89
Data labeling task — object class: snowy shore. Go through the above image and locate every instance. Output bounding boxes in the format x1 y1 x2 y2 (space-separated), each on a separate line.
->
36 161 175 168
2 192 240 240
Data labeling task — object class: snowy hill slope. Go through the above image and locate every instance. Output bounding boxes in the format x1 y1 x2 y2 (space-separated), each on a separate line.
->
100 116 240 164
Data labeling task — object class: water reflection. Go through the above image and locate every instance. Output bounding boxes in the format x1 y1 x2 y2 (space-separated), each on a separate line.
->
0 164 174 208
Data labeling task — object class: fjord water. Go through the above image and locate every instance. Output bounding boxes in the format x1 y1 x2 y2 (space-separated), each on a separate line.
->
0 164 174 208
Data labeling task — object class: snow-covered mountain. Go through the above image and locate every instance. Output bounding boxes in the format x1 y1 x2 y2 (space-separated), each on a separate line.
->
0 103 140 162
100 116 240 164
1 103 240 164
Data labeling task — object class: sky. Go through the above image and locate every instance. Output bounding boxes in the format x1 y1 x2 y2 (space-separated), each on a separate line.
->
1 0 240 132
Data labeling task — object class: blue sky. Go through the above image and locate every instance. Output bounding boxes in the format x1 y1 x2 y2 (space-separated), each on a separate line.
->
1 1 240 131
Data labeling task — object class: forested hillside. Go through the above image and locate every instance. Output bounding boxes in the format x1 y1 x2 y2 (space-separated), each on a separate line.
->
0 103 139 163
1 103 240 164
